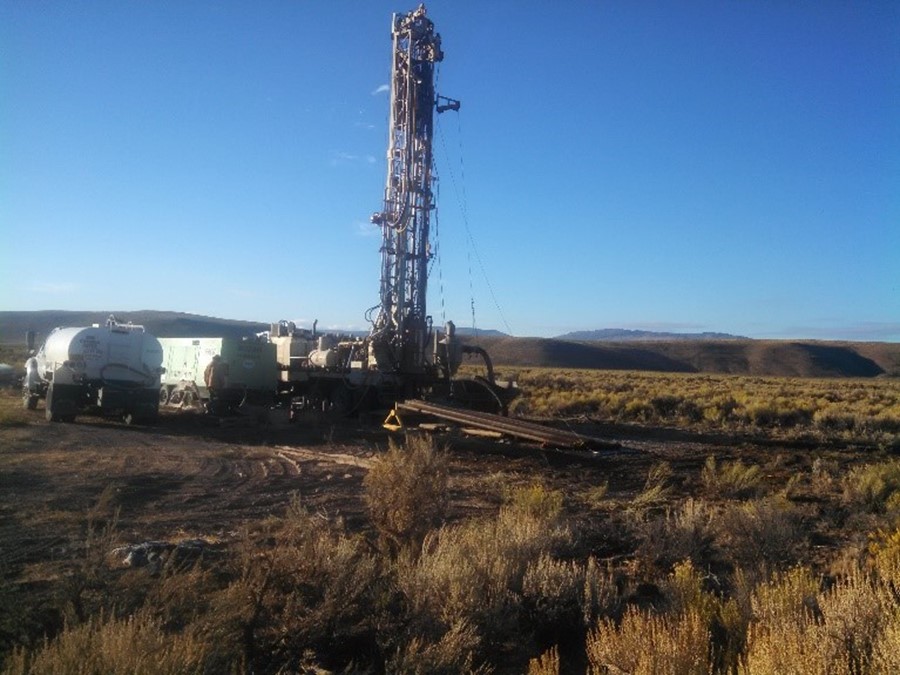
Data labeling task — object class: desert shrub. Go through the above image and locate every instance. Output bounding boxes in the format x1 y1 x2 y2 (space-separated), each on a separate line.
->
704 396 740 425
511 368 900 443
503 483 564 522
816 571 893 673
739 567 822 674
651 395 683 419
522 554 585 632
663 560 750 674
521 552 618 640
622 399 654 423
631 462 674 510
581 481 610 510
842 460 900 513
586 606 711 675
715 498 801 572
2 610 209 675
701 456 762 499
580 556 620 627
814 408 857 433
867 413 900 435
868 526 900 587
396 485 570 647
871 610 900 673
635 498 718 571
211 497 383 671
385 620 486 675
747 405 778 429
527 645 560 675
749 566 820 625
663 560 719 622
364 434 449 554
678 399 705 423
741 568 896 675
810 457 837 494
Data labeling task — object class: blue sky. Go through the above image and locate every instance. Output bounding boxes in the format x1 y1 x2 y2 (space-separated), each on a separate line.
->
2 1 898 341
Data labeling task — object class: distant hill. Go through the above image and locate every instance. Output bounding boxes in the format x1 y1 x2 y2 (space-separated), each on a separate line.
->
3 311 897 378
463 335 900 378
557 328 745 341
453 326 509 338
0 310 269 345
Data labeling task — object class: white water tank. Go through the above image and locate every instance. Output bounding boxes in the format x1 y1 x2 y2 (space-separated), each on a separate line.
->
37 323 163 386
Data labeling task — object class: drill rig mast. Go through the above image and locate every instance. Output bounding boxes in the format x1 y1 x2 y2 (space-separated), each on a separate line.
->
270 5 513 417
369 4 458 377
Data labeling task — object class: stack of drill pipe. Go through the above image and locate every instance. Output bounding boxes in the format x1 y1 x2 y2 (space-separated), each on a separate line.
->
395 400 617 450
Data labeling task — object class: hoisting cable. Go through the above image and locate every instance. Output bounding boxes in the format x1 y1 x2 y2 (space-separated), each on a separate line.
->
433 179 448 326
435 111 513 337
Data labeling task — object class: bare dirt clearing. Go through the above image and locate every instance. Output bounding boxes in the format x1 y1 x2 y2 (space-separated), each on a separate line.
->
3 401 885 581
2 390 897 672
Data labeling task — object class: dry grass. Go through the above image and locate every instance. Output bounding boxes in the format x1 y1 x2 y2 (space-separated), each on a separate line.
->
527 645 560 675
509 368 900 445
716 498 803 572
2 611 210 675
586 606 712 675
740 567 898 675
385 620 486 675
0 391 29 428
701 456 762 499
634 498 718 571
842 460 900 513
396 485 570 644
631 461 674 510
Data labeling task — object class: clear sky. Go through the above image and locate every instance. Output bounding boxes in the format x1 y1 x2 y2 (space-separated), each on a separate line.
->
2 1 898 341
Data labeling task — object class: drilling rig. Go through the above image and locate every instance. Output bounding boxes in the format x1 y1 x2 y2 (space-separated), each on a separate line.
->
270 4 514 415
368 4 455 380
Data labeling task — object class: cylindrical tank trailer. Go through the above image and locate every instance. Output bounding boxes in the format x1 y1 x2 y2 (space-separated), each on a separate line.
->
23 317 164 424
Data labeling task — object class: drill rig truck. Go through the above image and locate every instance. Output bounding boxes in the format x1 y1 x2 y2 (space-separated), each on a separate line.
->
272 4 514 417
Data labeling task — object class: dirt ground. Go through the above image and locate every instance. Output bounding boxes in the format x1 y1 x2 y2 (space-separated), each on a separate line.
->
2 398 887 585
4 390 898 673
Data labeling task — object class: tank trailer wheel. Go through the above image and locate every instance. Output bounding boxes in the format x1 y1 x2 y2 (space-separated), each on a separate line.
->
45 386 58 422
45 407 74 424
23 390 39 411
44 384 76 423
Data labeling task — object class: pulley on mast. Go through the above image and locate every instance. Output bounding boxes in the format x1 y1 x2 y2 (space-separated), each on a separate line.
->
369 4 458 376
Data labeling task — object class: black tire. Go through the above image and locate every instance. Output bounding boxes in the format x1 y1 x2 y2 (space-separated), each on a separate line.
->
45 385 58 422
23 391 39 411
45 384 77 423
